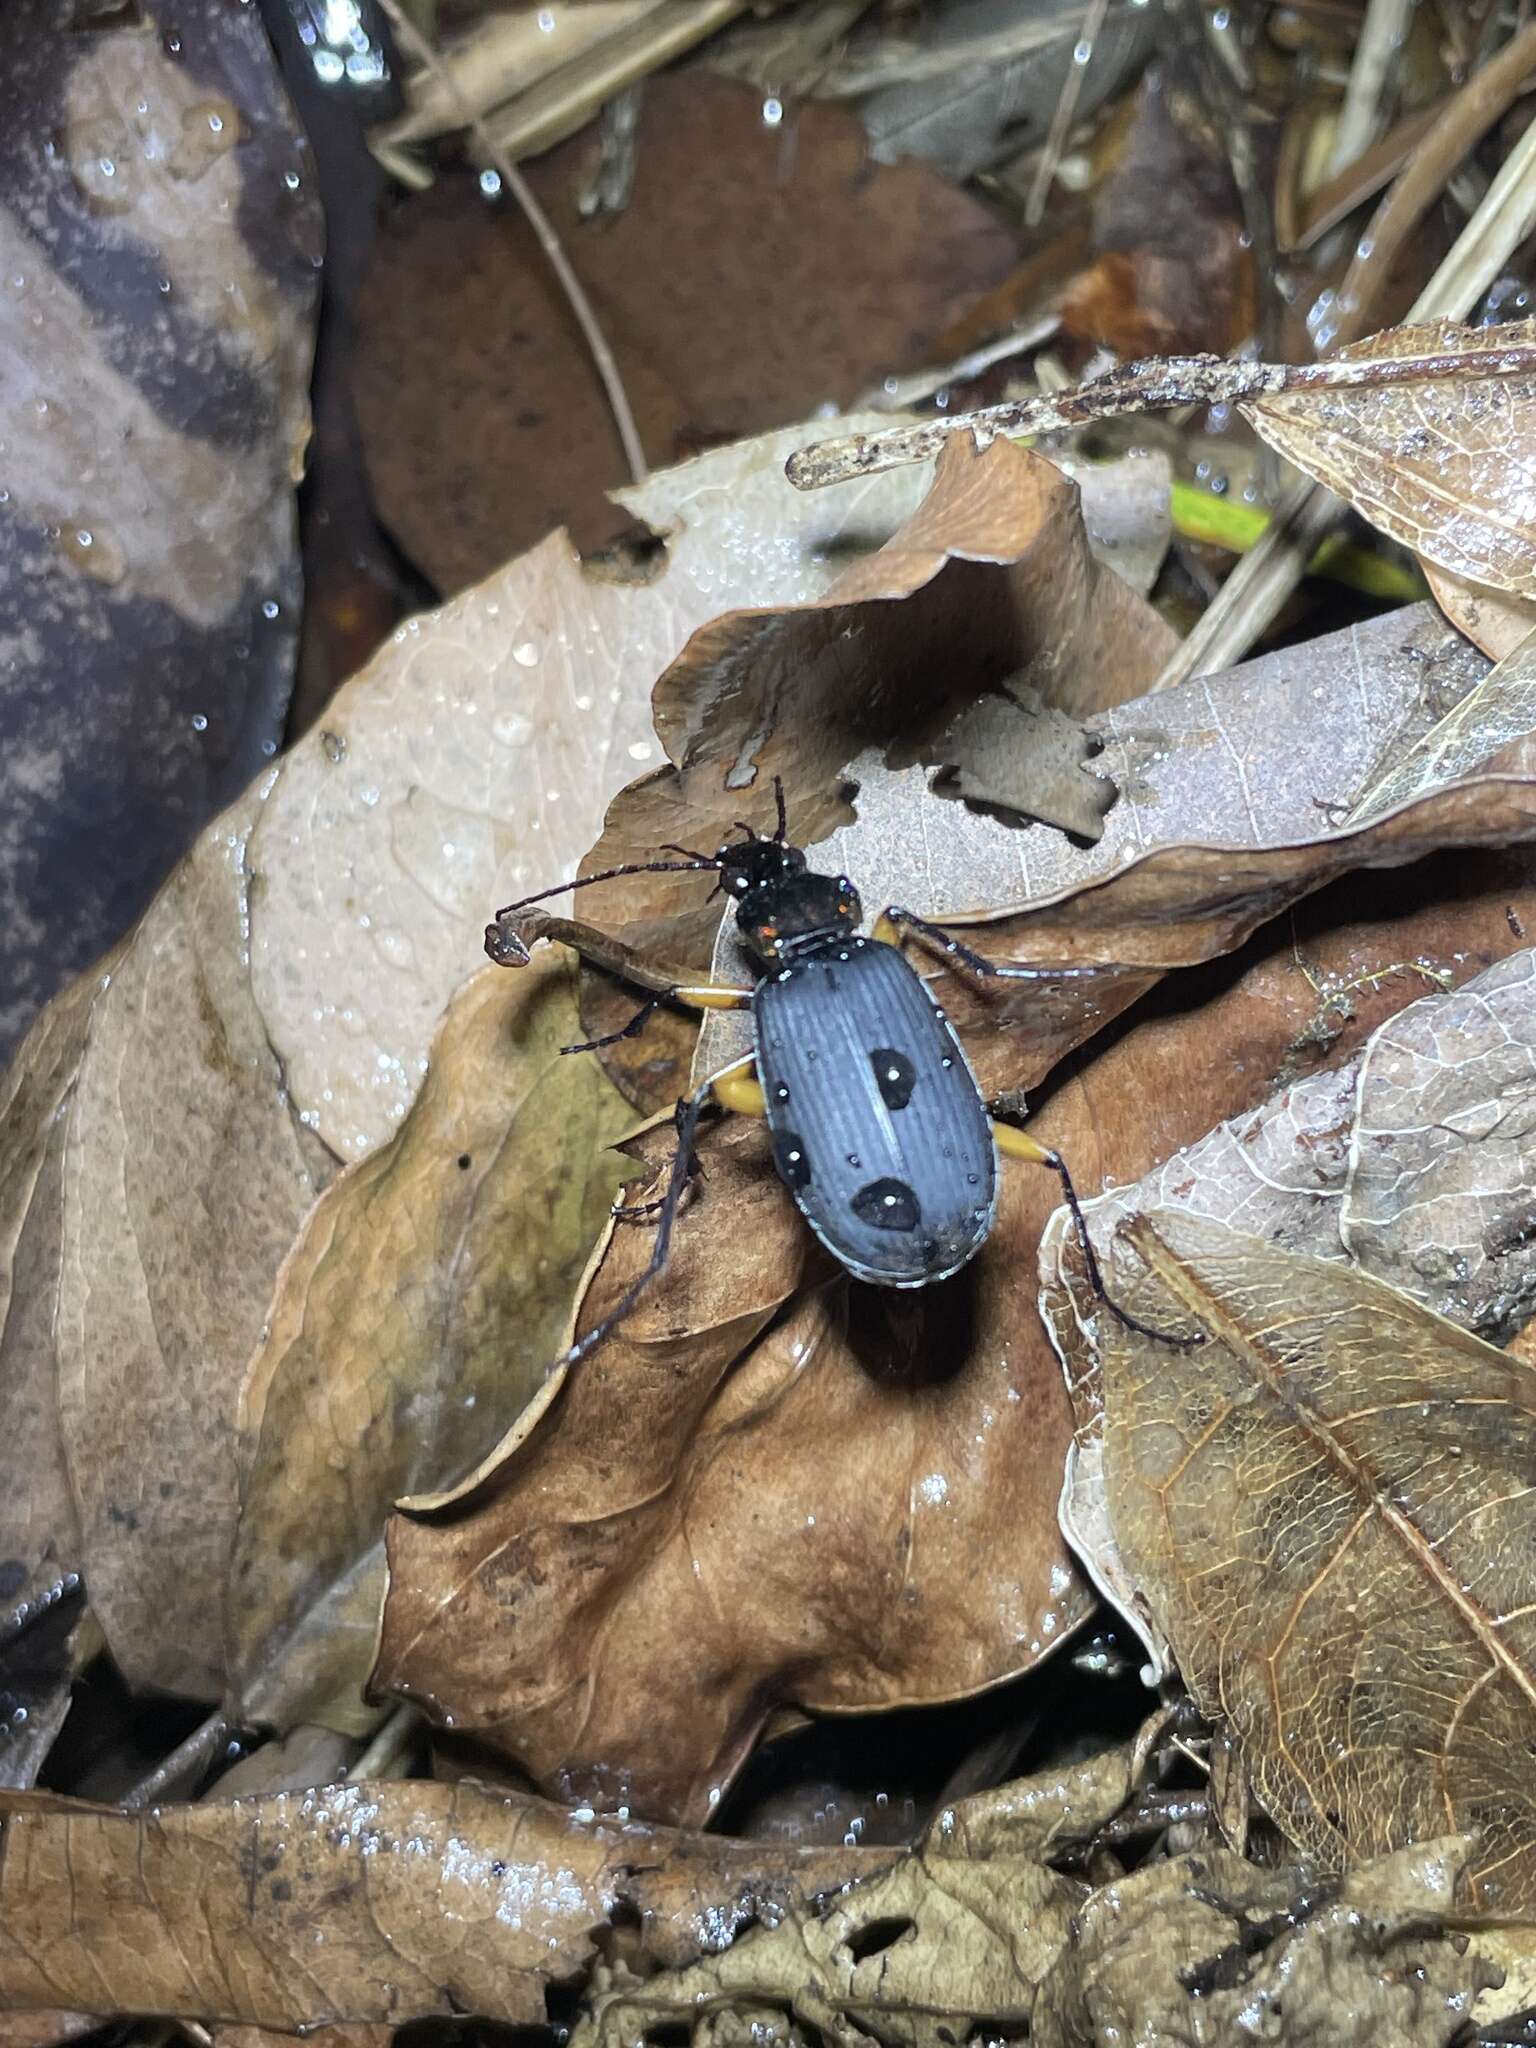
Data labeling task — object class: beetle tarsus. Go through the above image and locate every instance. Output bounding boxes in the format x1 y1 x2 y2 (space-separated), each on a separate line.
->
561 990 673 1054
1042 1146 1201 1350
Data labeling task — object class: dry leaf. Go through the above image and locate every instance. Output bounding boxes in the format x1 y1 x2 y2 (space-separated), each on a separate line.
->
1348 624 1536 821
1044 932 1536 1669
0 1567 85 1794
0 1781 890 2028
227 957 632 1734
1245 321 1536 600
0 419 930 1706
354 75 1018 587
934 686 1115 843
1424 561 1536 662
379 846 1536 1822
1098 1209 1536 1915
1034 1837 1494 2048
0 1 319 1058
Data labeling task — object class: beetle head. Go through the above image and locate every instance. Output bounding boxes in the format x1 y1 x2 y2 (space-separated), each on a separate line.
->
717 839 862 960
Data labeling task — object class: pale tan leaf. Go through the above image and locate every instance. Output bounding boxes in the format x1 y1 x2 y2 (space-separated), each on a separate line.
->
1425 559 1536 661
1245 320 1536 599
1348 624 1536 821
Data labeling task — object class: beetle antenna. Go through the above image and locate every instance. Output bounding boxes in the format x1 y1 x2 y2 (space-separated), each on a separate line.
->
732 820 759 840
491 857 719 922
772 775 787 844
662 843 720 862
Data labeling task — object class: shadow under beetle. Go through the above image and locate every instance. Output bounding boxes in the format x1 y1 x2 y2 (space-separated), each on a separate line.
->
486 779 1193 1366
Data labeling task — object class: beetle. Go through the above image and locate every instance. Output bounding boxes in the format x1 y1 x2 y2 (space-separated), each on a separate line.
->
486 780 1191 1365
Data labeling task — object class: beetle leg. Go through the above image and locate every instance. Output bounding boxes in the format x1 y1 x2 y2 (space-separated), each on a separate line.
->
872 904 1100 987
992 1120 1199 1350
560 1054 758 1371
561 982 753 1055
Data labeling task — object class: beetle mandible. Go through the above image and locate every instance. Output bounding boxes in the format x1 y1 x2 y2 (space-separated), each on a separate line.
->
486 779 1193 1365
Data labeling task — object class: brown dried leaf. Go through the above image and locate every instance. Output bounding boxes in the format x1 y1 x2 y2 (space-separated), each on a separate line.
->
0 1782 889 2029
1348 624 1536 821
377 1107 1099 1826
575 433 1177 1103
1098 1208 1536 1915
1245 321 1536 600
379 851 1536 1822
935 687 1115 842
0 0 319 1058
1424 561 1536 662
227 957 631 1734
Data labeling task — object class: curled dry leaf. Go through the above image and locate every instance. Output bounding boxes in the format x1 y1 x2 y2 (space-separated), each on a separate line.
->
0 1782 891 2029
1423 561 1536 664
1096 1209 1536 1915
379 844 1536 1822
227 956 632 1735
0 421 929 1707
1245 321 1536 601
571 433 1176 1103
1033 1836 1493 2048
0 0 319 1058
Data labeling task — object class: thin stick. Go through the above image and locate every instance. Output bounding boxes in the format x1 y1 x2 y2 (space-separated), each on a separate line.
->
375 0 648 487
1025 0 1109 227
346 1702 420 1782
1327 0 1414 176
120 1709 230 1811
785 340 1536 489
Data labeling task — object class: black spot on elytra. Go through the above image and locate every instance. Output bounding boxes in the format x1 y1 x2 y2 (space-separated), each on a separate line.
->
871 1047 916 1109
852 1178 920 1231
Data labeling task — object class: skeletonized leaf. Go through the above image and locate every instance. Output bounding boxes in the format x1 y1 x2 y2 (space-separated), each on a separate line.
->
1348 625 1536 820
0 1782 890 2028
227 957 631 1734
1099 1208 1536 1915
1246 320 1536 600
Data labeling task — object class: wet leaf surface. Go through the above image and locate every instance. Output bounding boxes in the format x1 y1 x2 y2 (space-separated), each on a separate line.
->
1095 1209 1536 1915
227 957 632 1734
0 0 319 1060
354 76 1017 589
0 1781 891 2028
1246 321 1536 600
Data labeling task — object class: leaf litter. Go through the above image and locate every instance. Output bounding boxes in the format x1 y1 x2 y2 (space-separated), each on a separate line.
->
25 32 1536 2044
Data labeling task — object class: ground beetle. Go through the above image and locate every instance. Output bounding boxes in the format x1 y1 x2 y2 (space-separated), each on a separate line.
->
486 780 1189 1364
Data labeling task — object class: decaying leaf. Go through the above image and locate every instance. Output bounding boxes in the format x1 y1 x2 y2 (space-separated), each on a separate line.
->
0 1567 85 1794
1034 1836 1495 2048
0 0 320 1059
0 1781 890 2029
1097 1209 1536 1915
1348 624 1536 821
1246 321 1536 601
0 419 935 1707
570 1742 1141 2048
1044 934 1536 1665
227 957 632 1734
1424 561 1536 663
572 432 1177 1103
